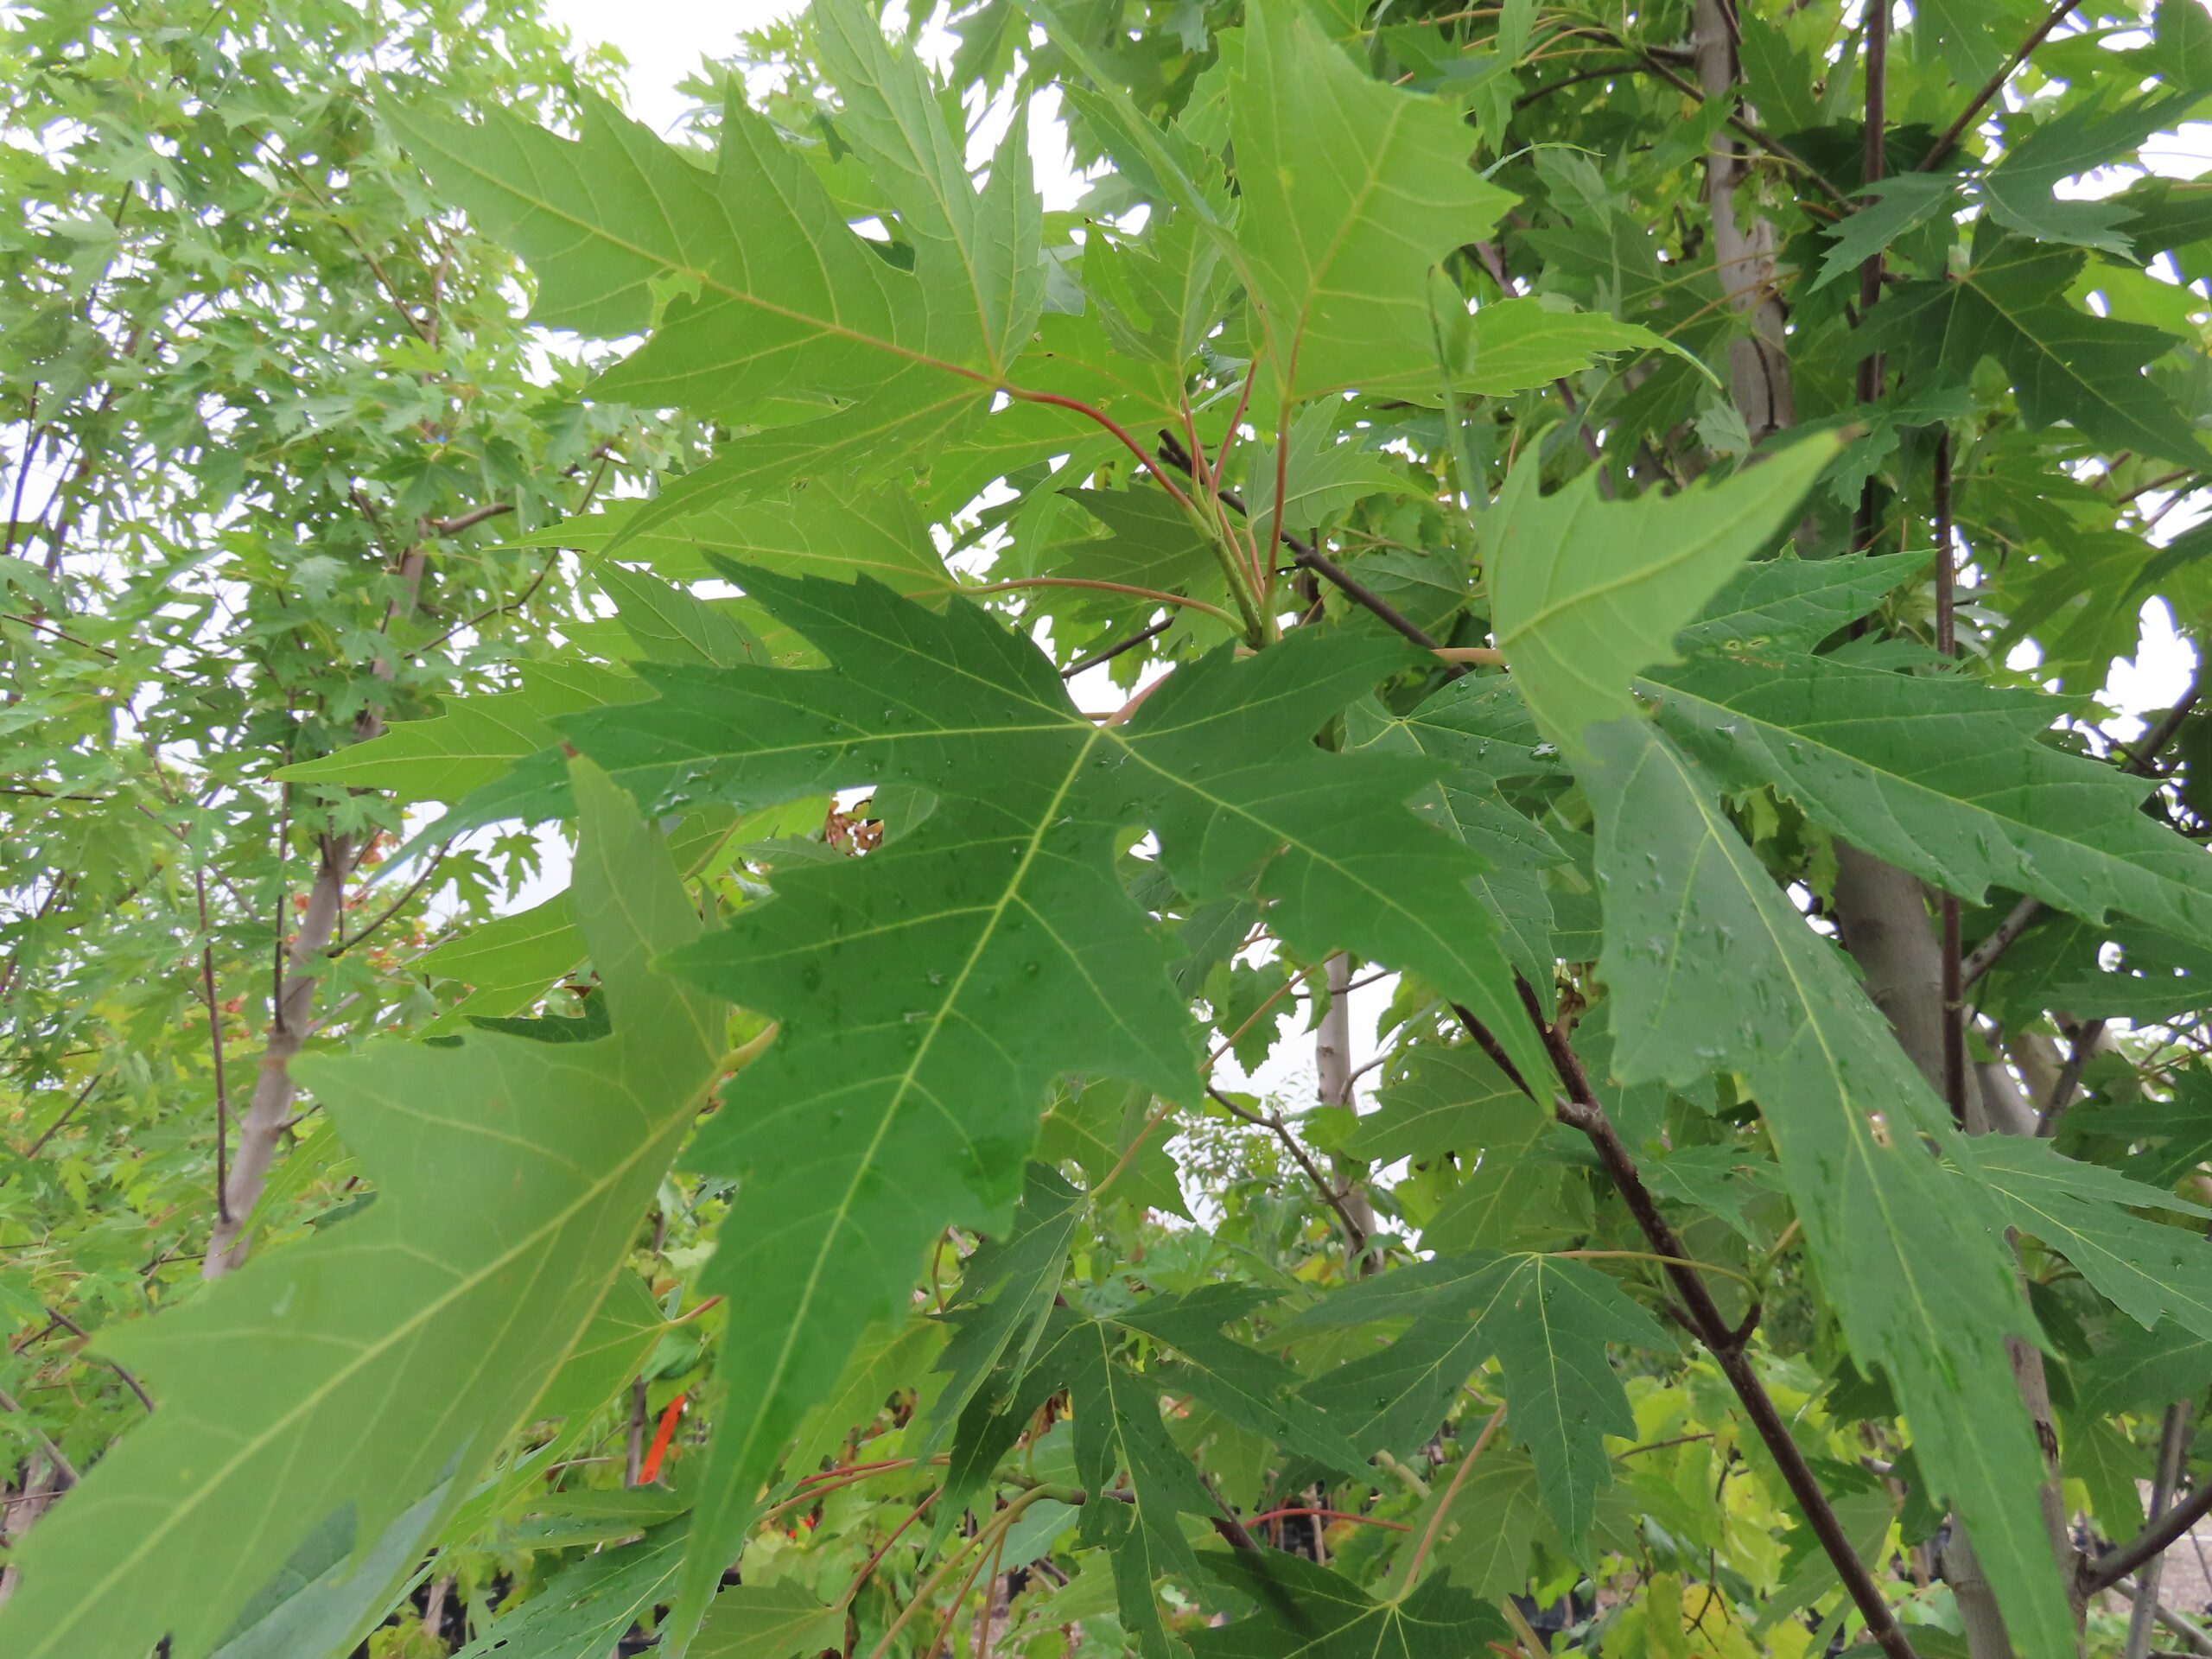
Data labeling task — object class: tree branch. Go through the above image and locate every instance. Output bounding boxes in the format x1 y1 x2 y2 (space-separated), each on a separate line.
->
2086 1482 2212 1596
1919 0 2087 172
1206 1085 1370 1257
1478 985 1922 1659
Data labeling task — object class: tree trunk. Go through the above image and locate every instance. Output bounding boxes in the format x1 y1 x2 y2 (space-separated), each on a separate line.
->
1692 0 1795 445
202 830 354 1275
203 542 426 1275
1317 953 1377 1262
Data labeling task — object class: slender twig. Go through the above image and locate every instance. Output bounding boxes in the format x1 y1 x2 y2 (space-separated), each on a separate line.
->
1934 433 1967 1121
2037 1018 2108 1137
1851 0 1891 558
194 869 232 1225
2087 1483 2212 1595
41 1304 155 1413
22 1071 105 1158
1 612 119 658
869 1485 1073 1659
841 1491 941 1605
426 501 515 536
0 1383 77 1486
1293 543 1469 676
1491 985 1922 1659
1060 618 1171 680
1620 40 1850 207
327 844 450 957
3 385 38 562
1919 0 2087 171
1399 1405 1506 1593
1207 1085 1370 1255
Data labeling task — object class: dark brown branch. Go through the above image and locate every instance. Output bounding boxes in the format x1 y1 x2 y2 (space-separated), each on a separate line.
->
1206 1085 1370 1257
427 500 516 536
2036 1017 2107 1137
1060 618 1170 679
1934 433 1967 1122
1480 984 1923 1659
1964 685 2200 986
327 844 450 959
1919 0 2087 171
2085 1483 2212 1595
22 1071 105 1158
43 1304 156 1414
1292 543 1466 675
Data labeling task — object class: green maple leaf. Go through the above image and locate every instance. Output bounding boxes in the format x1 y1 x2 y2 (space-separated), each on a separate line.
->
277 659 640 801
388 0 1042 532
938 1300 1237 1659
1809 175 1957 294
1674 550 1929 652
1861 234 2200 461
1644 651 2212 941
1447 296 1702 397
531 490 944 590
1980 95 2193 257
555 569 1544 1647
1346 677 1567 995
1579 716 2074 1655
1339 1041 1531 1166
0 764 727 1659
1486 439 1835 752
1227 3 1514 404
1968 1137 2212 1339
1282 1250 1667 1546
450 1524 685 1659
1187 1544 1513 1659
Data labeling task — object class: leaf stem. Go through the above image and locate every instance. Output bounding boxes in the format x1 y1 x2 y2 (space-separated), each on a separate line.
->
1397 1404 1505 1596
868 1484 1075 1659
951 576 1241 630
1554 1248 1760 1294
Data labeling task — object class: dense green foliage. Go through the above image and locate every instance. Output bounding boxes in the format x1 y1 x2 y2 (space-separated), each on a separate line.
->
3 1 2210 1656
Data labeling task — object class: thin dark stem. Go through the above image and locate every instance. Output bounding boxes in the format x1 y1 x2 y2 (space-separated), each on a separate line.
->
327 842 441 959
1964 685 2200 986
1934 433 1966 1122
2 612 118 658
41 1304 156 1413
1293 544 1465 676
1483 984 1922 1659
1851 0 1891 558
2037 1018 2107 1137
1060 618 1170 680
2086 1483 2212 1595
1512 60 1648 109
1919 0 2086 171
3 385 38 563
426 500 515 535
195 869 232 1225
1206 1085 1370 1256
22 1071 105 1158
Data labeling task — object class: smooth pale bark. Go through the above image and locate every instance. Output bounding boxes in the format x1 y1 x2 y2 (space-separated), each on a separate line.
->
203 543 426 1276
1692 0 1795 444
201 831 353 1275
1317 953 1377 1262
